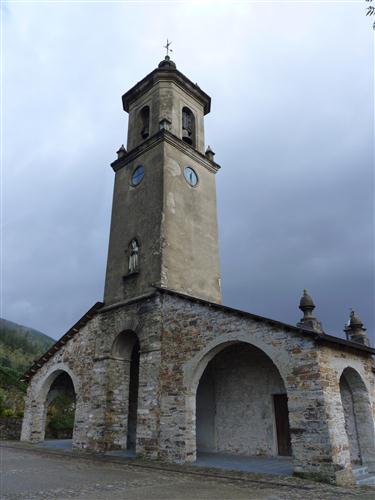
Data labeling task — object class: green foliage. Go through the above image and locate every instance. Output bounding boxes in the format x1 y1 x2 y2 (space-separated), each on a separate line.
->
0 318 54 373
0 318 54 420
2 408 14 417
46 394 75 438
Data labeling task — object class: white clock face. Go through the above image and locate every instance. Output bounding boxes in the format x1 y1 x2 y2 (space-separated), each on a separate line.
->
131 165 145 186
184 166 198 187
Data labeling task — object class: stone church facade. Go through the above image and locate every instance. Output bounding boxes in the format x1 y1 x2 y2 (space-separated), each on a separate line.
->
21 57 375 486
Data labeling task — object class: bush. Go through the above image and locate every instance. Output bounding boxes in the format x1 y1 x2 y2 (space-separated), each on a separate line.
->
2 408 14 417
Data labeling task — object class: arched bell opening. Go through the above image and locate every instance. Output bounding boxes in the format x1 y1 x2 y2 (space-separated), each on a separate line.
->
139 105 150 140
196 342 292 459
339 367 375 470
45 372 76 440
182 107 195 147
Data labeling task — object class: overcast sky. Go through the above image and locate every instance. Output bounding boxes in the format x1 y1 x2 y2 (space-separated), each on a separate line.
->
2 1 374 343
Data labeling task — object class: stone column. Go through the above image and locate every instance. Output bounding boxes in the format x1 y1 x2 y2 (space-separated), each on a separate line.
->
104 357 131 450
136 349 162 458
20 389 47 443
85 357 110 452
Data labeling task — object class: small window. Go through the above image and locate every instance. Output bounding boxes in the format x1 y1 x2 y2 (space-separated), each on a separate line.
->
140 106 150 139
182 107 195 147
131 165 145 186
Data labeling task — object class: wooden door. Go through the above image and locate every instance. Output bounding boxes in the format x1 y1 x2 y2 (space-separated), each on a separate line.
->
273 394 292 456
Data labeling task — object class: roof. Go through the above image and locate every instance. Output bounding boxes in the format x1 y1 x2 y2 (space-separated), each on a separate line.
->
122 63 211 115
21 302 103 382
155 287 375 356
21 288 374 383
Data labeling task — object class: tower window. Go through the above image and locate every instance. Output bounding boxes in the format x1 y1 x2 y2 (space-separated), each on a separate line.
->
182 107 195 147
131 165 145 186
140 106 150 139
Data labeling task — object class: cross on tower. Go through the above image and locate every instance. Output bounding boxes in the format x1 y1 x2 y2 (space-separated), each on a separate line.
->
164 39 173 57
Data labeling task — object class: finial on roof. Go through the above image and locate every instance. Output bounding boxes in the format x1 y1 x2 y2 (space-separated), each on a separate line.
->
158 39 177 69
205 145 215 162
297 289 323 334
116 144 126 159
344 308 369 346
164 38 173 57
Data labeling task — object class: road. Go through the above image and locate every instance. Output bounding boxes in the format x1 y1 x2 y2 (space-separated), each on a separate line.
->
1 443 374 499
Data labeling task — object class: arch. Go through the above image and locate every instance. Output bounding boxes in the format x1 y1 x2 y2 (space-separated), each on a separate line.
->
108 330 140 451
45 371 76 440
339 367 375 470
22 365 79 444
182 107 196 147
191 339 292 460
184 334 289 396
139 105 150 139
35 363 80 401
111 330 139 360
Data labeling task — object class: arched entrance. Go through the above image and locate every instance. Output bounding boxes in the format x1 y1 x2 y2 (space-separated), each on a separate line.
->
196 342 292 459
110 330 140 451
339 367 375 470
45 372 76 440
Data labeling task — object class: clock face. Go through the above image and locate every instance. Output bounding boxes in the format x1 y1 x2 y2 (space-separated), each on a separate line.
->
184 166 198 187
131 165 145 186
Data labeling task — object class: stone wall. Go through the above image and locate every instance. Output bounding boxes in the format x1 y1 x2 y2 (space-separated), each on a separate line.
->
21 290 375 486
340 377 360 463
197 343 286 456
0 418 22 440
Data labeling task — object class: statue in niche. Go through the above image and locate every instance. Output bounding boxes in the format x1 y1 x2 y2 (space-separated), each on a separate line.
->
128 239 139 273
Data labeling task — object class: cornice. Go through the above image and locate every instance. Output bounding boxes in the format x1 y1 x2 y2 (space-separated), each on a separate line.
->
122 68 211 115
111 130 221 174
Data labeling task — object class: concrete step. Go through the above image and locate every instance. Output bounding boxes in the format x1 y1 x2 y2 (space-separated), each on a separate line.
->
356 473 375 486
353 466 368 478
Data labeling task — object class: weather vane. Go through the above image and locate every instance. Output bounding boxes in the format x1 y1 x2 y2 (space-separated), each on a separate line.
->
164 39 173 57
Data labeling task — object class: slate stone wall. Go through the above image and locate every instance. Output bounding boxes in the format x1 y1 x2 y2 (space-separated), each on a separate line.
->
21 291 375 486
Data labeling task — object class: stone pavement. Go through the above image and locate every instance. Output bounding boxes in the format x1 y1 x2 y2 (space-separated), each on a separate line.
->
1 442 374 500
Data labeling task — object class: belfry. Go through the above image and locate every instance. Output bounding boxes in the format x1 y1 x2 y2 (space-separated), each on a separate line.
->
21 57 375 486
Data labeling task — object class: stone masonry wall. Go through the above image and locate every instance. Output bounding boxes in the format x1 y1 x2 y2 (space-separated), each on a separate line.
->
197 343 286 456
158 293 344 484
317 346 375 474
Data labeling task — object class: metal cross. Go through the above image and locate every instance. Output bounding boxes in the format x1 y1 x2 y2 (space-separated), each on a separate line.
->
164 39 173 57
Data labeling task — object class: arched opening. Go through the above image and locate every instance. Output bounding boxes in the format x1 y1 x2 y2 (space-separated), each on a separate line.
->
44 371 76 444
196 342 292 460
182 107 195 147
339 367 375 470
139 106 150 139
110 331 140 451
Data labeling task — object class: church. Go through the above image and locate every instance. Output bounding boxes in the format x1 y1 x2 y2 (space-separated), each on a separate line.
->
21 56 375 486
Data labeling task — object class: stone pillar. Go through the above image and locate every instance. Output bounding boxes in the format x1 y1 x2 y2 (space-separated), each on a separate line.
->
85 358 110 452
20 389 46 443
104 357 131 450
136 349 162 458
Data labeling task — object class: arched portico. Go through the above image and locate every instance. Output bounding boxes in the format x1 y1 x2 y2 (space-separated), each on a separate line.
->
183 335 292 463
339 367 375 472
196 342 291 458
104 330 140 451
21 364 80 445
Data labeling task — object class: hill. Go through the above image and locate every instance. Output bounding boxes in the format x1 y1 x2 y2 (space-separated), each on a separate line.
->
0 318 54 417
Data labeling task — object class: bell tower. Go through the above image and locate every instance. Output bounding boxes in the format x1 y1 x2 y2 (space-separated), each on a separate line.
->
103 56 222 306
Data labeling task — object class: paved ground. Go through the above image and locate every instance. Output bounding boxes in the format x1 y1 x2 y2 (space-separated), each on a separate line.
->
40 440 293 475
1 443 375 500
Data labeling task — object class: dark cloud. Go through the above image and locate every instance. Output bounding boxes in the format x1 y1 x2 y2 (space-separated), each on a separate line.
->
3 3 374 343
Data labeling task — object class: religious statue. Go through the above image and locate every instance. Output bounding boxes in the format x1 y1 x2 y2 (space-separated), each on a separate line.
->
128 239 139 273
